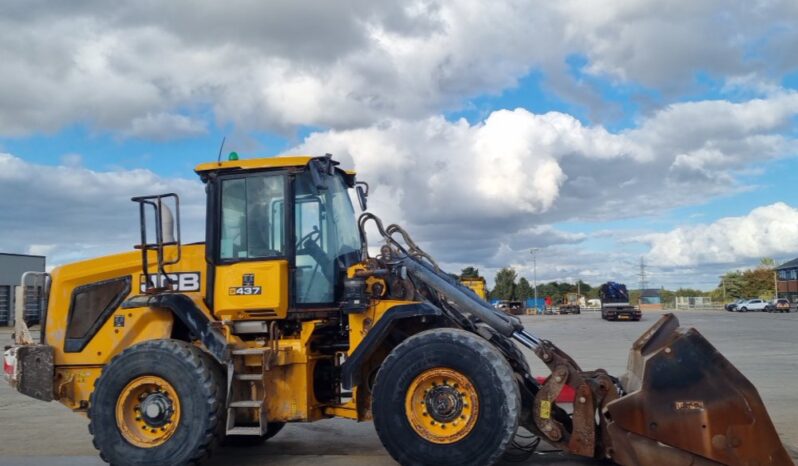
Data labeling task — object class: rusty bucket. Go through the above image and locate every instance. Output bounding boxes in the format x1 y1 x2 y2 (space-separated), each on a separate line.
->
604 314 793 466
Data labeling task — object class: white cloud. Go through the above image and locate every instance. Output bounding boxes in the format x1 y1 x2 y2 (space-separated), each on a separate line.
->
0 154 205 266
0 1 795 292
291 93 798 266
123 113 207 141
59 153 83 168
1 92 796 287
0 1 796 136
27 244 57 256
644 202 798 267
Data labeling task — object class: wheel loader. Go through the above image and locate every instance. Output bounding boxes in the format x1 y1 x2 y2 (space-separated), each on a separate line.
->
459 274 487 300
3 154 793 466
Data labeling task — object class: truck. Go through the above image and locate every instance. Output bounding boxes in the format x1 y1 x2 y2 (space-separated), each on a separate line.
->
599 281 641 321
558 292 582 315
737 298 768 312
494 300 525 315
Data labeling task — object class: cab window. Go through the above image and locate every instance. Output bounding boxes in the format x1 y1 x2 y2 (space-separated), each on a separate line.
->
220 175 285 260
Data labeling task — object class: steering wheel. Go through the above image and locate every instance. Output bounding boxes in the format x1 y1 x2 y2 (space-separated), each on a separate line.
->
296 226 321 251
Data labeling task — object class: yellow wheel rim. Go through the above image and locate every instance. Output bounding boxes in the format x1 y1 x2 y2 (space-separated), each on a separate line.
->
404 367 479 444
115 375 181 448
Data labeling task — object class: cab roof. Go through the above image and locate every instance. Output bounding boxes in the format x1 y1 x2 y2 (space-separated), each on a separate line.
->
194 155 315 173
194 155 356 176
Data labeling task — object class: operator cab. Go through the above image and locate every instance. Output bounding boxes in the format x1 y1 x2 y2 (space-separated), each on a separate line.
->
195 154 364 320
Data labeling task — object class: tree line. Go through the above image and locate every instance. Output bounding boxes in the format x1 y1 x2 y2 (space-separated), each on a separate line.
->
711 258 779 301
461 257 780 305
469 267 593 303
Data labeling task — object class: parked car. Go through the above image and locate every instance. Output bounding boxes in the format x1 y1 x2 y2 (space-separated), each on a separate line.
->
765 299 791 313
738 299 768 312
725 299 745 312
495 300 525 315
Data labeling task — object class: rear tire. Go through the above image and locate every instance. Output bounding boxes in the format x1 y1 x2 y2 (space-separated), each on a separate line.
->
88 339 223 466
372 328 519 466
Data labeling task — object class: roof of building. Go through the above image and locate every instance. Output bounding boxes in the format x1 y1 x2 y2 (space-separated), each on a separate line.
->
0 252 45 259
640 288 661 297
777 257 798 270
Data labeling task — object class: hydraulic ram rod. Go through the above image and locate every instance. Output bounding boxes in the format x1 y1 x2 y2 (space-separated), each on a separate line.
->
400 255 525 337
511 329 543 351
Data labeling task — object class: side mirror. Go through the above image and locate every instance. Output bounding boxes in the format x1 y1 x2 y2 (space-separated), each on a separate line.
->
309 154 336 192
159 203 176 243
355 182 369 211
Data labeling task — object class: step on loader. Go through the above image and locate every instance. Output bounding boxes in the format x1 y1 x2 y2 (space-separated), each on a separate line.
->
3 154 793 465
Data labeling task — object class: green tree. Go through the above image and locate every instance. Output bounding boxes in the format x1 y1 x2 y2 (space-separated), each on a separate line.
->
659 287 674 307
460 266 480 279
674 287 706 297
715 264 777 301
516 277 532 302
491 268 517 300
718 270 745 300
741 266 776 300
537 281 561 302
576 280 592 296
760 257 777 267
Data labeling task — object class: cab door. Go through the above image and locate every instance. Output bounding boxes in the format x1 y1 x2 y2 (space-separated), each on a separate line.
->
212 172 289 320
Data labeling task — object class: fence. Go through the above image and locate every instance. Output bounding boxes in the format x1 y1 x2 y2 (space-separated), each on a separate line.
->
674 296 715 310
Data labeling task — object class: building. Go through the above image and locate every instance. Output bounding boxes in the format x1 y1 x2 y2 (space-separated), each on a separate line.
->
0 253 46 326
776 258 798 303
639 288 664 311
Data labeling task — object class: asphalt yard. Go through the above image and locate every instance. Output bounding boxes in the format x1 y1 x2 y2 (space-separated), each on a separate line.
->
0 309 796 465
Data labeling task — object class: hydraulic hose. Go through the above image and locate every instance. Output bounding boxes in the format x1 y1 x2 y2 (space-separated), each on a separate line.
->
357 212 544 346
400 255 523 337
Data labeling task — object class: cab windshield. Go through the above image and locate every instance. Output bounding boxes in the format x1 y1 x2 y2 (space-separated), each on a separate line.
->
294 171 361 304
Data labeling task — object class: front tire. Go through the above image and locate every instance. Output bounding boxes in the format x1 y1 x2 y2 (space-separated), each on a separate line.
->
372 328 519 466
88 340 223 466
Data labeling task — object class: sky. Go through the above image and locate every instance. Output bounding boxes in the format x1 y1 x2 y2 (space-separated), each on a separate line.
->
1 0 798 290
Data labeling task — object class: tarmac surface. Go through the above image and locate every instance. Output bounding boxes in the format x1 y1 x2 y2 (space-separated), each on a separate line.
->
1 309 796 465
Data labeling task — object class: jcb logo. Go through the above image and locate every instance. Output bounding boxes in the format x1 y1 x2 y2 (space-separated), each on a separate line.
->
229 273 262 295
140 272 201 292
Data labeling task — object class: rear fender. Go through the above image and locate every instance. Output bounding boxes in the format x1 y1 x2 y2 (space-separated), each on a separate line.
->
122 293 229 364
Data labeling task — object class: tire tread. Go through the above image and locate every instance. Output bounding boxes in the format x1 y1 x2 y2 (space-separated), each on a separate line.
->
87 339 223 465
373 328 519 466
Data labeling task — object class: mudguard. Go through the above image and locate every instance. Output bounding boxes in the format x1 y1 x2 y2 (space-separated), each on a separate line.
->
122 293 229 364
341 302 443 390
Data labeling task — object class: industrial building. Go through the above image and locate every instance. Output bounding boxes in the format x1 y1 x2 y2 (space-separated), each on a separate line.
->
776 257 798 303
639 288 664 311
0 253 46 326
